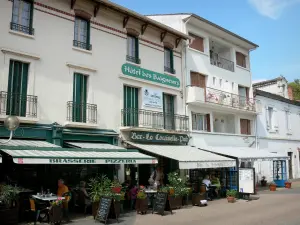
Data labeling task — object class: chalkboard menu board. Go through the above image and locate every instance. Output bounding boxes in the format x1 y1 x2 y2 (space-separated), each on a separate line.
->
152 192 172 216
96 197 112 224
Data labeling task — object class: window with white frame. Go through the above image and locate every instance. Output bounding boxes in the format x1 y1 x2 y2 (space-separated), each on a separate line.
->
285 109 292 134
191 112 210 131
11 0 34 35
266 106 278 131
219 79 223 88
213 77 216 86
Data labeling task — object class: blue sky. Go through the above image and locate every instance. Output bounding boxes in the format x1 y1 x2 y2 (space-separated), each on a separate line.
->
112 0 299 83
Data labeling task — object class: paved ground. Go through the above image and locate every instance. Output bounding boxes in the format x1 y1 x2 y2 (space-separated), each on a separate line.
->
27 181 300 225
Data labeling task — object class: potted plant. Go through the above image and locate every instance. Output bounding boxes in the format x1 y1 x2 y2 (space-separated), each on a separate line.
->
226 189 237 203
0 184 20 224
167 172 186 209
284 180 292 189
269 181 277 191
135 186 148 215
49 198 63 224
181 187 191 206
260 176 267 187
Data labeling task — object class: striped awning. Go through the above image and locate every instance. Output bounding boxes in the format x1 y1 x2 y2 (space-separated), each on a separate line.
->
0 140 157 165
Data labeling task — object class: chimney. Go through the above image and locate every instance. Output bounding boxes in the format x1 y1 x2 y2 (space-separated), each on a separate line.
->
288 86 294 100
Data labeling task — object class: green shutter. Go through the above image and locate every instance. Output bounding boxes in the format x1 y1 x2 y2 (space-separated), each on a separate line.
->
20 63 29 117
6 61 14 115
163 93 175 130
135 37 139 64
29 0 34 34
170 50 174 73
87 20 91 50
73 73 87 122
81 75 87 122
123 86 138 126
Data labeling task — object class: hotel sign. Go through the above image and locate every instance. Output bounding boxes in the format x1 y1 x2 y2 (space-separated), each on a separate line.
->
122 63 180 88
130 131 189 145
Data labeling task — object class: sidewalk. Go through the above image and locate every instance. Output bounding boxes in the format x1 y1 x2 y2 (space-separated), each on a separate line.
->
256 179 300 192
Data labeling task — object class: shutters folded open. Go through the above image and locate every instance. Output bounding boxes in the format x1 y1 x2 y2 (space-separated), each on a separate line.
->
0 140 157 165
126 142 236 169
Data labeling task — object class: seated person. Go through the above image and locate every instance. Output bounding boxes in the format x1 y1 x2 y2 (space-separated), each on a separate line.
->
79 181 91 206
57 179 70 221
211 174 221 197
202 175 211 190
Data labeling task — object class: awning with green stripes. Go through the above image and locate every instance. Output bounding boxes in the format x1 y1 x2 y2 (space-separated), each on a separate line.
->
0 140 157 165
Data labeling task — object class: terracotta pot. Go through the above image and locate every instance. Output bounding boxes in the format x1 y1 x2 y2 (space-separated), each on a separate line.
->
269 184 277 191
284 182 292 189
227 196 236 203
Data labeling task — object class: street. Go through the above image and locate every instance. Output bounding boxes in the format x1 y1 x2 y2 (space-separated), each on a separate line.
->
69 187 300 225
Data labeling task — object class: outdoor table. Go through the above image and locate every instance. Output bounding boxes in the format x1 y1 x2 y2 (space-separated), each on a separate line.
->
145 190 157 208
32 195 65 201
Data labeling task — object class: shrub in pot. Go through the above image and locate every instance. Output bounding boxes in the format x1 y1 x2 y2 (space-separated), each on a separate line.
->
49 198 63 224
167 172 188 209
284 180 292 189
135 187 148 215
269 181 277 191
0 184 20 224
226 189 237 203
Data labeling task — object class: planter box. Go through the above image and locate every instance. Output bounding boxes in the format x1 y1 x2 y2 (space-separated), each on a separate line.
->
136 198 148 214
49 205 63 224
168 196 182 209
192 193 206 206
0 207 19 225
227 197 236 203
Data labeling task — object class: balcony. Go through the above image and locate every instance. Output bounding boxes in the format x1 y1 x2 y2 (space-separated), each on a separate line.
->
210 52 234 72
66 101 97 124
121 108 189 132
10 22 34 35
187 86 257 112
126 55 141 64
73 40 92 51
0 91 38 119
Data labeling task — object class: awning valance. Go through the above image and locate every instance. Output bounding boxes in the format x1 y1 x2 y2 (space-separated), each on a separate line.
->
126 142 236 169
206 146 289 161
0 140 157 165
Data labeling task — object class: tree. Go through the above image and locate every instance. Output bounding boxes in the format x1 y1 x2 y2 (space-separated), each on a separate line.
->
289 79 300 101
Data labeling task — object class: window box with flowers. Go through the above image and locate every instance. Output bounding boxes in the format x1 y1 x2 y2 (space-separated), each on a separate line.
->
135 186 148 215
49 198 63 224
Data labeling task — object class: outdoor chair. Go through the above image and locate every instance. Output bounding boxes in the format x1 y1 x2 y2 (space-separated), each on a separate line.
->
26 198 49 225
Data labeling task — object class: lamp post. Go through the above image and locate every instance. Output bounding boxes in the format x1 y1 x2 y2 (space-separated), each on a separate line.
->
1 116 20 144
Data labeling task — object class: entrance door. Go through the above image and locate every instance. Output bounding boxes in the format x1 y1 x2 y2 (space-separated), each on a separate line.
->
288 152 293 179
163 93 175 130
123 85 139 126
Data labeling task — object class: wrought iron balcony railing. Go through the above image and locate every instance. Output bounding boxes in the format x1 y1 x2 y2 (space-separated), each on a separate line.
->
10 22 34 35
126 55 141 64
67 101 97 124
164 66 176 74
121 108 189 132
73 40 92 51
0 91 37 117
205 87 256 112
210 52 234 72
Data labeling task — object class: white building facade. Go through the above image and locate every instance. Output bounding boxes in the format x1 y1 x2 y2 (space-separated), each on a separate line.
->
254 79 300 180
0 0 189 182
149 14 260 151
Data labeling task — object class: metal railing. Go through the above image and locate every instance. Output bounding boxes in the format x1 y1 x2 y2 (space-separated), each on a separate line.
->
10 22 34 35
126 55 141 64
164 66 176 74
73 40 92 51
0 91 37 117
67 101 97 124
210 52 234 72
205 87 256 112
121 108 189 132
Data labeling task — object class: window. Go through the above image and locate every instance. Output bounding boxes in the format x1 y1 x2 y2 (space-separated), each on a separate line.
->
190 72 206 88
232 82 234 91
123 86 139 126
240 119 251 135
236 52 246 68
11 0 34 35
267 107 273 129
6 60 29 117
192 113 210 131
285 110 292 134
126 35 140 64
213 77 216 86
266 106 278 131
189 33 204 52
164 48 175 74
219 79 223 88
163 93 175 130
74 17 91 50
72 73 87 122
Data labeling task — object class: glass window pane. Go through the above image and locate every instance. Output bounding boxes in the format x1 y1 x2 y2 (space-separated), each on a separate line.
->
164 49 171 67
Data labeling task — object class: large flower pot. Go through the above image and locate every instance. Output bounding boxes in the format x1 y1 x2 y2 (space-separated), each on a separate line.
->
285 182 292 189
92 201 100 219
0 206 19 225
168 196 182 209
192 193 206 206
135 198 148 214
269 184 277 191
260 180 267 187
49 205 63 224
227 197 236 203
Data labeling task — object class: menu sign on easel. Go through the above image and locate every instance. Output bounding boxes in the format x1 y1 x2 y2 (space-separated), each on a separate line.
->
152 192 172 216
96 197 112 224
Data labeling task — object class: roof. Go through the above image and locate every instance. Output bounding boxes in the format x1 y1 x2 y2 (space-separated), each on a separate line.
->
146 13 258 49
93 1 190 40
253 76 287 88
126 142 236 169
255 90 300 107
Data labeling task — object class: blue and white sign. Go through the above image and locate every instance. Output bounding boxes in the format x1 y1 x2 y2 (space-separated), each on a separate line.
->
142 88 163 109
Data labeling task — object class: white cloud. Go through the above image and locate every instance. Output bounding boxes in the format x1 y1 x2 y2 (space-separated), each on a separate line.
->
248 0 300 19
